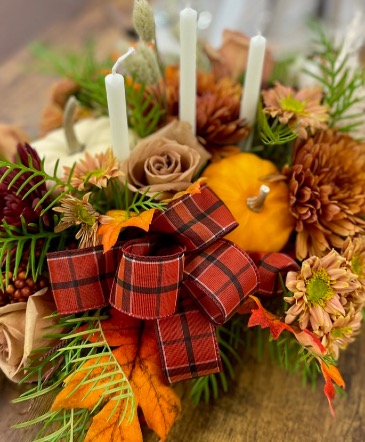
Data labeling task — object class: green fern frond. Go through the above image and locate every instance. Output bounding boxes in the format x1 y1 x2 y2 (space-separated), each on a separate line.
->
0 157 77 216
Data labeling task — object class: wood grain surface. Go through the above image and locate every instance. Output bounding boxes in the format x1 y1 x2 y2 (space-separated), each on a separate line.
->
0 1 364 441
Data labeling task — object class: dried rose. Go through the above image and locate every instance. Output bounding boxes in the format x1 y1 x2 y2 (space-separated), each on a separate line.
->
121 120 211 199
204 29 274 81
0 288 63 382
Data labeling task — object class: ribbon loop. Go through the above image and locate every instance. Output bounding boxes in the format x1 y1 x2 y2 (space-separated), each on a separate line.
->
110 239 185 319
183 240 259 325
47 185 298 384
151 185 238 252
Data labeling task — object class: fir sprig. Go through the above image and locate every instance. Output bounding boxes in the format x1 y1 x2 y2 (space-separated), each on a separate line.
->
0 217 66 290
305 25 365 132
0 157 78 216
125 78 166 137
14 309 135 440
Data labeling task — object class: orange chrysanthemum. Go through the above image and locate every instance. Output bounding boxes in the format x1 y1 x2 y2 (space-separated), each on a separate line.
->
165 66 249 147
284 130 365 260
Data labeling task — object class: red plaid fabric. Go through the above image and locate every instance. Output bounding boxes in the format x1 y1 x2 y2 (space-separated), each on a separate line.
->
110 239 185 319
151 185 238 252
47 244 123 314
156 290 222 383
46 185 296 384
249 252 300 296
183 240 259 325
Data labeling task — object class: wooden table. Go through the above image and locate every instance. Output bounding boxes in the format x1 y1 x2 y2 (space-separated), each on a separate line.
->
0 1 364 441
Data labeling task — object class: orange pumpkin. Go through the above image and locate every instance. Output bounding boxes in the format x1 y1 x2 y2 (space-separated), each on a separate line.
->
202 152 294 252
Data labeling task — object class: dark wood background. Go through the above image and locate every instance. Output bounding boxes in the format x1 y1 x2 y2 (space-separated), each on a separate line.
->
0 1 364 440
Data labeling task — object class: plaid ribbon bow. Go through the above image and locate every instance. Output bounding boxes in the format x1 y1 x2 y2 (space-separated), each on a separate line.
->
47 185 298 383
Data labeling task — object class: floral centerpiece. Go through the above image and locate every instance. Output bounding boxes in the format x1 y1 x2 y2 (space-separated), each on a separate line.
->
1 1 365 441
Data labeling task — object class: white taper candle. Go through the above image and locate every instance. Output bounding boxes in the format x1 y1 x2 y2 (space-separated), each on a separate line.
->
105 47 135 160
239 34 266 127
179 7 197 134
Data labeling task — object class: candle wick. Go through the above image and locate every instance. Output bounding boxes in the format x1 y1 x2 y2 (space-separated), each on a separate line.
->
112 47 135 75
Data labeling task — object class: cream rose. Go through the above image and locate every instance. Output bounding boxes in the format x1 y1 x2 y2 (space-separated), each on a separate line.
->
0 288 63 382
122 120 211 199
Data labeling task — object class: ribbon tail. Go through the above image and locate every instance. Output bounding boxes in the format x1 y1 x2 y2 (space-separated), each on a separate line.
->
155 294 222 383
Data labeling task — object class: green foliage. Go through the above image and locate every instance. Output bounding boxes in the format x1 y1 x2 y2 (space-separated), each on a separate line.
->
257 100 298 146
0 217 66 291
125 78 166 137
31 43 167 137
0 156 77 288
14 310 135 440
31 42 110 114
0 156 77 216
305 25 365 132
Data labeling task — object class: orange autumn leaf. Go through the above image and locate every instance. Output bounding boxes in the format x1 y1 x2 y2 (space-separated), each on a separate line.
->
84 396 142 442
320 360 345 416
247 295 293 339
52 311 181 442
98 209 156 253
163 178 207 203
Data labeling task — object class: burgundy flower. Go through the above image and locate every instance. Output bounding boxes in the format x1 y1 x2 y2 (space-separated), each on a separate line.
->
0 143 52 228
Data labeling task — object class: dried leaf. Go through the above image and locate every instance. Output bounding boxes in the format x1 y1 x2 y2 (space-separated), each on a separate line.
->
52 310 181 441
163 177 207 202
98 209 155 253
84 397 142 442
247 295 293 339
320 360 345 416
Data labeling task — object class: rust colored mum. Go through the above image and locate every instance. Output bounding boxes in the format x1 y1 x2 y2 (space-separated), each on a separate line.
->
283 130 365 260
165 66 249 147
262 82 329 139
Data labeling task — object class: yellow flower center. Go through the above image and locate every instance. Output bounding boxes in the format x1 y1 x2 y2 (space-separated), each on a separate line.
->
351 254 364 278
331 326 352 339
280 95 306 114
306 268 334 307
77 205 96 226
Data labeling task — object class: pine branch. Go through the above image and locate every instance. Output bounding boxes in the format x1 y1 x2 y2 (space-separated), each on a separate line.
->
14 309 136 439
305 25 365 132
125 78 166 137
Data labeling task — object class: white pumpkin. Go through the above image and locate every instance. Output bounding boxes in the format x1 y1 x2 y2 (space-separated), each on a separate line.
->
32 116 138 177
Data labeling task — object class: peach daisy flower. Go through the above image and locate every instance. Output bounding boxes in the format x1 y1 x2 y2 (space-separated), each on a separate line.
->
53 193 100 248
64 149 124 191
285 249 360 333
262 82 329 139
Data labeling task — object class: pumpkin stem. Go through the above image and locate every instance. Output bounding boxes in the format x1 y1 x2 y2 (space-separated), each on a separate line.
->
246 185 270 212
63 96 85 154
